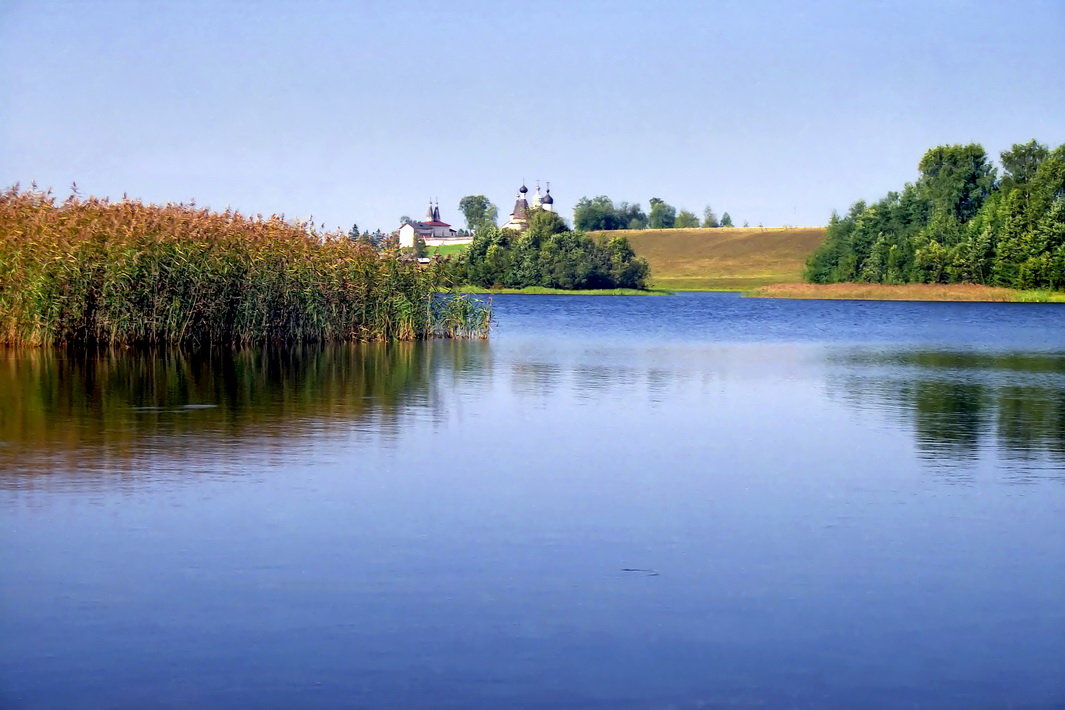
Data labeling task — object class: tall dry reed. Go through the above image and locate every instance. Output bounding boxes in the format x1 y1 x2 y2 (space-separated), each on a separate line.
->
0 187 490 345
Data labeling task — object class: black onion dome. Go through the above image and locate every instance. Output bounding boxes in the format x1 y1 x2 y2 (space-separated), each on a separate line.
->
542 191 554 204
519 184 528 194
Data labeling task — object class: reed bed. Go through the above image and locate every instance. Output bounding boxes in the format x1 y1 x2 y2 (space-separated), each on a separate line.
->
0 187 490 345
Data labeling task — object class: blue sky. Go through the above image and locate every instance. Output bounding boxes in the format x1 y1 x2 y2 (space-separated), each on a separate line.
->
2 0 1063 232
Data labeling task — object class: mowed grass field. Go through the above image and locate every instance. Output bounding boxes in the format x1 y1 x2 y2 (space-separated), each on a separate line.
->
428 243 471 256
590 227 827 291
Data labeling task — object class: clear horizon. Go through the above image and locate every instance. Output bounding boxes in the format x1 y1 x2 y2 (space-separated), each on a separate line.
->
2 0 1063 233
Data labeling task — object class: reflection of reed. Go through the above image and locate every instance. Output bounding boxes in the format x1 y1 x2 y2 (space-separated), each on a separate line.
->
828 349 1065 476
0 342 489 481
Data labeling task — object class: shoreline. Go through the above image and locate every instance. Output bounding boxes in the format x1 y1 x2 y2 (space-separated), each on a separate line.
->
452 285 671 296
451 282 1065 302
746 282 1065 303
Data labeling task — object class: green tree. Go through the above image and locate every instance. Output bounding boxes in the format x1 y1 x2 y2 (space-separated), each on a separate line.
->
509 231 543 286
648 198 676 229
573 197 648 231
675 210 699 228
914 237 948 283
458 195 498 232
574 195 619 230
805 140 1065 289
1001 139 1049 188
618 202 648 230
459 224 651 290
482 243 510 285
604 235 650 289
526 208 569 240
703 206 719 228
720 212 733 227
917 143 997 223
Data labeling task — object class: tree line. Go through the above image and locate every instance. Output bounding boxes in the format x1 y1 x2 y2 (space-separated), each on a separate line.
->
450 209 650 290
451 193 737 233
572 196 734 231
806 140 1065 290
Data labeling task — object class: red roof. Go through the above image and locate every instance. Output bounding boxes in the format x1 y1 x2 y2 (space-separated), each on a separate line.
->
422 220 451 227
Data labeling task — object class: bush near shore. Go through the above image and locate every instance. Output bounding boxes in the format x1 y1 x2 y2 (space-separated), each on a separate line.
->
454 210 651 291
0 187 490 345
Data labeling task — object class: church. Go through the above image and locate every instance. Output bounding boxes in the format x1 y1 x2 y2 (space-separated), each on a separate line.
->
398 200 459 248
398 183 557 247
501 182 554 232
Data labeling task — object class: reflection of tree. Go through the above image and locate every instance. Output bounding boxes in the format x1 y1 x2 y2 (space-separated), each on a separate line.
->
829 350 1065 475
0 342 487 480
510 362 561 399
996 386 1065 462
910 381 988 459
506 356 708 406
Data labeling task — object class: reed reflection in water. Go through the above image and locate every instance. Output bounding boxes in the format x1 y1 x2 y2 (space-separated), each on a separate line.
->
2 324 1065 707
0 342 491 484
4 342 1063 487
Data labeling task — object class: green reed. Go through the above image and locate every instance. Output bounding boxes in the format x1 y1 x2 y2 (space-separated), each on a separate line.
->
0 187 490 345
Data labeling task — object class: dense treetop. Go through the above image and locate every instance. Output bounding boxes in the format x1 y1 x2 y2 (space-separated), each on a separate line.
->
572 196 734 232
573 196 648 231
806 140 1065 290
458 195 498 232
454 209 650 290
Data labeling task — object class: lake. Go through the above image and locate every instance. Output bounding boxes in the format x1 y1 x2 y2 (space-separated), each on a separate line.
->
2 292 1064 708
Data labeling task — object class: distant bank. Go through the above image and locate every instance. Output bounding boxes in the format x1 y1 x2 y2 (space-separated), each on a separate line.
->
749 283 1065 303
587 227 827 291
444 224 1063 301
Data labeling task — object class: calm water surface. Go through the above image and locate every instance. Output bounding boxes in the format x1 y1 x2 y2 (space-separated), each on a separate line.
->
2 293 1064 708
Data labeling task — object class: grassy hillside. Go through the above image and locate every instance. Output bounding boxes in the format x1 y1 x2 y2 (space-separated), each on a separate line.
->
590 227 826 290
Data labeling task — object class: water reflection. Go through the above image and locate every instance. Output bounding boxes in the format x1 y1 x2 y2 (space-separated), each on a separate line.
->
6 296 1064 709
3 342 1063 488
0 343 489 483
829 349 1065 478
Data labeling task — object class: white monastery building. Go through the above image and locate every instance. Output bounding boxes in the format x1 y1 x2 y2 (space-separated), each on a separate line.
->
501 182 554 232
398 201 465 248
398 183 556 246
